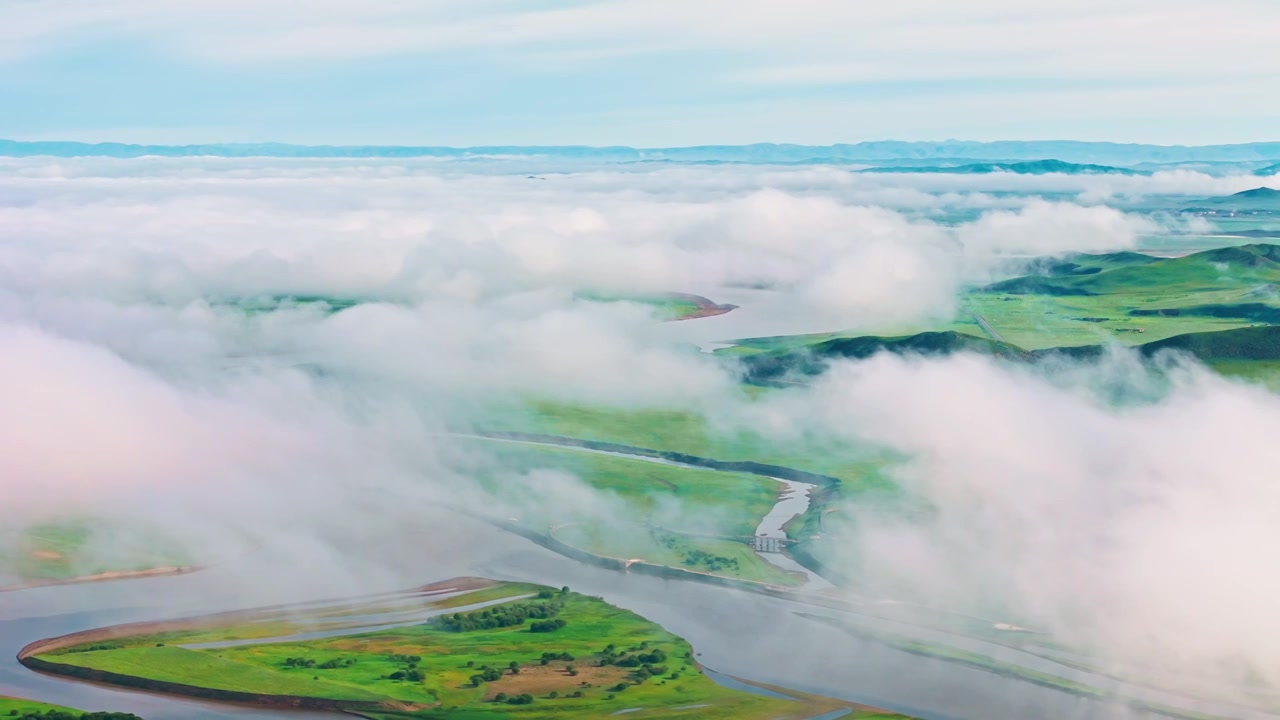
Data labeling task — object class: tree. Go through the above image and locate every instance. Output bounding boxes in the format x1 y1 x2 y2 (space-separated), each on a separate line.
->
509 661 520 674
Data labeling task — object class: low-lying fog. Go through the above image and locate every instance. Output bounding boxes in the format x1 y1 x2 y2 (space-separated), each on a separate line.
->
4 156 1280 711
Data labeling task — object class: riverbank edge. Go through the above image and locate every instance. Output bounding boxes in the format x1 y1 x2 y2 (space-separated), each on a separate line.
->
0 566 203 594
16 627 390 714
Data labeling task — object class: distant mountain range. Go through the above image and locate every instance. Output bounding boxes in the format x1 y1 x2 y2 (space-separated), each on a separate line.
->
1184 187 1280 214
862 159 1141 175
3 138 1280 165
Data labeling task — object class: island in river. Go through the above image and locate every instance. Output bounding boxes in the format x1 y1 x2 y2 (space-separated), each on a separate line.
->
20 577 906 720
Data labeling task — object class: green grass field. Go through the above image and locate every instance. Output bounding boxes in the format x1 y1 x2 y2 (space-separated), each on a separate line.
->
39 583 889 719
0 519 190 584
966 244 1280 350
0 697 80 715
0 697 141 719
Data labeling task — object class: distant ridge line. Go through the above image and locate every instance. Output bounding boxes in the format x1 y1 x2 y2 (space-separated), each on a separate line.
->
3 138 1280 164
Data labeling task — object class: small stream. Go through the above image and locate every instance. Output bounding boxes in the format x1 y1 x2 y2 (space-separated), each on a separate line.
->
751 478 835 590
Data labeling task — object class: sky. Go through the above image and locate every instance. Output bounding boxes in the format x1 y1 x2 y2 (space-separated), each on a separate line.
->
2 0 1279 146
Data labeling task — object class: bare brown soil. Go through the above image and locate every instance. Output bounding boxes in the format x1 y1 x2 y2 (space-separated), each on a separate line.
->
480 663 631 699
411 576 495 594
661 293 739 322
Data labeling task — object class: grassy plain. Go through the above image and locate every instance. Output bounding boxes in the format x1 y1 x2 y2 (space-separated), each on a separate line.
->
39 583 881 719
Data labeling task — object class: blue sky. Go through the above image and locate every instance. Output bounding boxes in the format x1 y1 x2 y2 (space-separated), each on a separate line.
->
2 0 1278 146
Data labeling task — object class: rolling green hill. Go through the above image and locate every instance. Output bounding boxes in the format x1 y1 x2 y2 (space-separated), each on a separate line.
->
983 244 1280 297
742 331 1026 382
742 324 1280 384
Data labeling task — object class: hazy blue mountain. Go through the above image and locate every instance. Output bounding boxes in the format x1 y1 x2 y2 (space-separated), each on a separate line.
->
1183 187 1280 213
862 159 1141 175
1255 162 1280 176
4 139 1280 164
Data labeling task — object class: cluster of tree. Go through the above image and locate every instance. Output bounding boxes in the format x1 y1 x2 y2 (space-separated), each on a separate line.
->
434 598 563 632
492 693 535 705
536 586 571 599
7 707 142 712
469 666 504 685
387 668 424 682
683 548 739 572
283 656 356 670
538 651 574 665
384 653 424 682
595 644 668 679
529 618 567 633
61 642 122 655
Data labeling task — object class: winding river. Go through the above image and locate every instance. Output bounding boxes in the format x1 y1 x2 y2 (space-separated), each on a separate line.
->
6 502 1276 720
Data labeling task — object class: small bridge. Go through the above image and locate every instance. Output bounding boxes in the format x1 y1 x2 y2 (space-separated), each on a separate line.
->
749 536 791 554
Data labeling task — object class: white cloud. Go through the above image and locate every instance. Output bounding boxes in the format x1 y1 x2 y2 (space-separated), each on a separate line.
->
756 351 1280 693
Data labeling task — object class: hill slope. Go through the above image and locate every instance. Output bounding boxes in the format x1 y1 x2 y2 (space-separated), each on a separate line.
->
742 331 1026 382
983 244 1280 297
744 325 1280 384
1035 326 1280 363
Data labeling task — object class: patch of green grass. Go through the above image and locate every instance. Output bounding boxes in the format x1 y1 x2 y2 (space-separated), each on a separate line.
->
40 584 869 719
0 697 80 716
0 519 190 583
46 647 388 701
